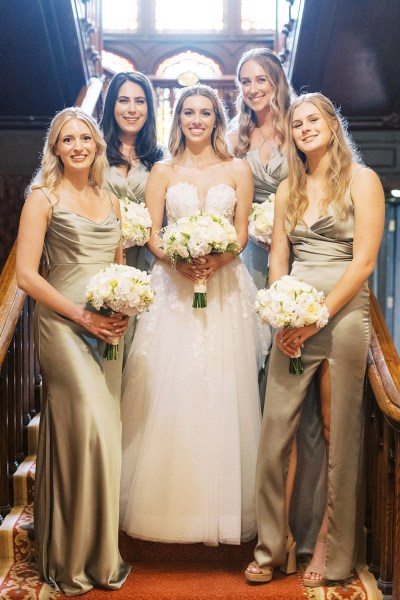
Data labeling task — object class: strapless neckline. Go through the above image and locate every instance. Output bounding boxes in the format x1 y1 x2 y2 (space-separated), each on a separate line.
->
167 182 235 205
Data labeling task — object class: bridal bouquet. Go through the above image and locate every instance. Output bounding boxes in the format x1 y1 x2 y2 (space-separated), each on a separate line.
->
248 194 275 246
85 263 155 360
119 197 152 249
255 275 330 374
159 211 241 308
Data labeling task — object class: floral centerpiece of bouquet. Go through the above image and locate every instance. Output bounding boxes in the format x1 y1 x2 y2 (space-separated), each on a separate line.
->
159 211 241 308
248 193 275 246
255 275 330 374
119 197 152 249
85 263 155 360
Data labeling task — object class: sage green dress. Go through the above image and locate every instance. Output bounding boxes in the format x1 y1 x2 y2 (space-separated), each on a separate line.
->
34 198 131 596
242 146 288 290
254 176 370 580
105 164 153 361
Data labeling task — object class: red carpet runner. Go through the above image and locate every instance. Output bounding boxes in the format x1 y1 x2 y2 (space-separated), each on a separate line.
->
0 506 383 600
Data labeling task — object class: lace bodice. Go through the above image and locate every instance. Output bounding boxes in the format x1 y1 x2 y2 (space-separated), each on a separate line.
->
166 183 237 223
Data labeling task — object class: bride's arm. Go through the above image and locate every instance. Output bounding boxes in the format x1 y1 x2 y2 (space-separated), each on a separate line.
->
145 163 170 260
16 190 127 342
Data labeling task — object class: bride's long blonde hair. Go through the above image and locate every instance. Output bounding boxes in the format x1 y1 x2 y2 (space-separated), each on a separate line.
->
285 93 361 231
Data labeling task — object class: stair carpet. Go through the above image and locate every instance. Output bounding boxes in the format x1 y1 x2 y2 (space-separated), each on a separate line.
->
0 416 383 600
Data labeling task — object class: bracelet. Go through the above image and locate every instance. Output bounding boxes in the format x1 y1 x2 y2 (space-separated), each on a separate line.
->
316 304 330 329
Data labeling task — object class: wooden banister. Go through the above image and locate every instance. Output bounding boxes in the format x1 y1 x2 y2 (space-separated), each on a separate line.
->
0 241 26 366
366 290 400 599
368 291 400 420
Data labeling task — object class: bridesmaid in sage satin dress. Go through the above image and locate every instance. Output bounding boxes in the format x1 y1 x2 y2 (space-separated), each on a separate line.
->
228 48 292 292
246 93 384 586
16 107 131 596
229 47 326 556
100 72 164 359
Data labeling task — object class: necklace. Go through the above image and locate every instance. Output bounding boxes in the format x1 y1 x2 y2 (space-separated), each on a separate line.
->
255 127 275 149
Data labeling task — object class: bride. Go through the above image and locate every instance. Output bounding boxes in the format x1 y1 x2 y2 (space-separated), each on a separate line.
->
120 84 265 545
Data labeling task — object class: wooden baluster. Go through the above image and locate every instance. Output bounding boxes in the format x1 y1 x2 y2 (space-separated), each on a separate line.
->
0 352 11 520
7 340 18 482
364 380 375 567
378 418 394 595
393 429 400 600
22 300 31 455
28 298 40 417
370 395 383 576
15 317 25 464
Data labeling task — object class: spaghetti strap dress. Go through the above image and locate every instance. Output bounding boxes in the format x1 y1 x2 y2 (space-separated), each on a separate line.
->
105 164 155 360
241 146 288 290
254 172 370 580
34 195 131 596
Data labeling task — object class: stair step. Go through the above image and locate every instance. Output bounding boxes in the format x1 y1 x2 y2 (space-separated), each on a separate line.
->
12 455 36 507
0 504 34 561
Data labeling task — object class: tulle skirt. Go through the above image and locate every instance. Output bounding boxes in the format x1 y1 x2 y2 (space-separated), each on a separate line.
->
120 257 268 545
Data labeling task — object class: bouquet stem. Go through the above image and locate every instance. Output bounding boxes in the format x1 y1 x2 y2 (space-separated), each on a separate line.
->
102 339 119 361
289 347 304 375
192 280 207 309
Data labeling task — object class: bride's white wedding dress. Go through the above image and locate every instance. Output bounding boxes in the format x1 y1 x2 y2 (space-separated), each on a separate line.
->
120 182 267 545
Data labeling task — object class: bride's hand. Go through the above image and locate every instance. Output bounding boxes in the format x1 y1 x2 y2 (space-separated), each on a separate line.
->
192 255 228 282
78 309 129 343
175 260 200 282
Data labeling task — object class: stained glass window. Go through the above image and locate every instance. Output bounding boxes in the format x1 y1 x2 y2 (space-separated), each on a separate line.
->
102 0 138 31
155 0 223 31
241 0 290 31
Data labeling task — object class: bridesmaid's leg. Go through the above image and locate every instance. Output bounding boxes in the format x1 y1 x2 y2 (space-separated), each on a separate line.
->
303 360 330 585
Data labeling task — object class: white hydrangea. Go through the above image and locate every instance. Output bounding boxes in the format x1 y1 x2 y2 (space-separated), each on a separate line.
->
159 211 241 264
248 194 275 246
255 275 329 329
85 263 155 317
119 197 152 249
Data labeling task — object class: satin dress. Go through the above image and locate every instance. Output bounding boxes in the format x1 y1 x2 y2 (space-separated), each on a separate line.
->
105 164 154 360
34 198 131 596
243 145 326 554
120 183 265 545
242 146 288 290
254 180 370 580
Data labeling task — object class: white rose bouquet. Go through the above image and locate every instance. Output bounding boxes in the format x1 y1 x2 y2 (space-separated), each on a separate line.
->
255 275 330 374
248 194 275 246
159 211 241 308
119 197 152 249
85 263 155 360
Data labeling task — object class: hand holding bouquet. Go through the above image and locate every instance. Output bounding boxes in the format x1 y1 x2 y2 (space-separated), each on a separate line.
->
85 263 155 359
255 275 330 374
248 194 275 247
119 197 152 249
159 211 241 308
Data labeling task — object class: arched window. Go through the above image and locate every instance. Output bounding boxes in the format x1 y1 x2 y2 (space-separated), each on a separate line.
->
156 51 222 83
102 51 136 74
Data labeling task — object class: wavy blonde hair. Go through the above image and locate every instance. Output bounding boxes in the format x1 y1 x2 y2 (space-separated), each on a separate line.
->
285 93 362 231
169 84 232 160
231 47 294 158
30 107 108 193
